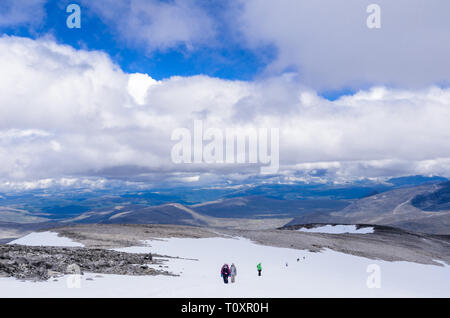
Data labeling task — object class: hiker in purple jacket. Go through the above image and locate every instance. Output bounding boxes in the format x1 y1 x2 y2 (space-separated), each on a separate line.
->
221 264 231 284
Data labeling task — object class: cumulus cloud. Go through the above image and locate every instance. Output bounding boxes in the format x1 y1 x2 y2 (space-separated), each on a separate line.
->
236 0 450 90
81 0 216 52
1 35 450 187
128 73 159 105
0 0 47 28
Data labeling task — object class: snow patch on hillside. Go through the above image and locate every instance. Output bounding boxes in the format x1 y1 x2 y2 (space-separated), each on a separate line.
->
8 231 84 247
298 225 374 234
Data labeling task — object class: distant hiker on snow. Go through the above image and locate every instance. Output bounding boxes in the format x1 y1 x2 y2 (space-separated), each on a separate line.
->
257 262 262 276
221 264 231 284
230 263 237 283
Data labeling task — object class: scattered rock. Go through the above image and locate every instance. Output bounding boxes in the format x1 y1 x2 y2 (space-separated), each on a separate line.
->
0 244 174 281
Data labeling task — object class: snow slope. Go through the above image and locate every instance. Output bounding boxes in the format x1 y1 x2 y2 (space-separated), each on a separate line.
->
0 235 449 297
7 231 84 247
298 225 374 234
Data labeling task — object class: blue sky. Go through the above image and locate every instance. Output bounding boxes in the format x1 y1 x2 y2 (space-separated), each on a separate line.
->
1 0 275 81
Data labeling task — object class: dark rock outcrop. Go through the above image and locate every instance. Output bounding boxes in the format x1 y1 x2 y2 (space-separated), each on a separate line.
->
0 244 170 281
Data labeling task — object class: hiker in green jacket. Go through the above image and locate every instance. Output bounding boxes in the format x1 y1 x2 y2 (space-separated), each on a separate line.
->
257 262 262 276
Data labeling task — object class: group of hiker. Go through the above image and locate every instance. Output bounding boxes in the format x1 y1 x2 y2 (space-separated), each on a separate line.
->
220 257 306 284
220 262 263 284
220 263 237 284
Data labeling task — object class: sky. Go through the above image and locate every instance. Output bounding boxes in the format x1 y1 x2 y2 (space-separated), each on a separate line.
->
0 0 450 190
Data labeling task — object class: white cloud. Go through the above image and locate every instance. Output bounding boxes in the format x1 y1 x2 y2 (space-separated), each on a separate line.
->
1 35 450 186
81 0 216 52
0 177 110 191
128 73 159 105
179 175 200 183
236 0 450 90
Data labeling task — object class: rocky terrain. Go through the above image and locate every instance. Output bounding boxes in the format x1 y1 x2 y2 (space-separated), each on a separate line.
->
0 244 172 281
56 224 223 248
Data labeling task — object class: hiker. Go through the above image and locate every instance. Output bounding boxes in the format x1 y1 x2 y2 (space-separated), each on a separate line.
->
257 262 262 276
221 264 231 284
230 263 237 283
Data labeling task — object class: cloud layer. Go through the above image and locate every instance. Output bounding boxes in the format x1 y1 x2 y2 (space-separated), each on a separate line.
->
2 1 450 91
81 0 216 52
236 0 450 89
1 36 450 186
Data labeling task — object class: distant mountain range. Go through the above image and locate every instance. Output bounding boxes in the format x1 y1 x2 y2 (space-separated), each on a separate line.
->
287 182 450 235
411 181 450 211
0 175 449 235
